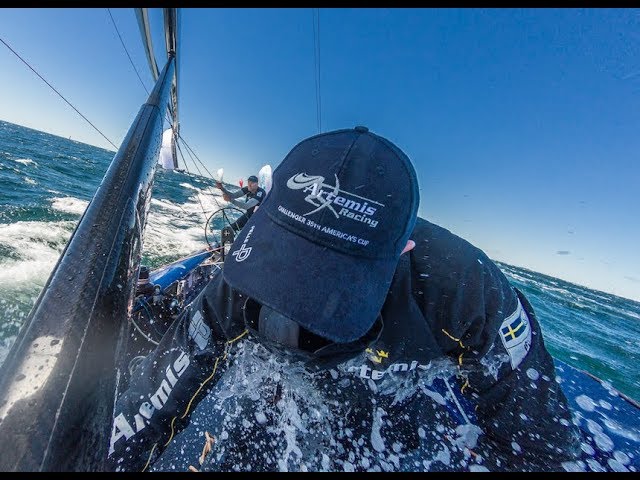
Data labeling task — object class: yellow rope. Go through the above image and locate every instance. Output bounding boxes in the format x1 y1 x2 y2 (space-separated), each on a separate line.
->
460 377 470 394
141 443 157 472
164 330 249 446
441 328 465 349
141 329 249 470
440 330 473 396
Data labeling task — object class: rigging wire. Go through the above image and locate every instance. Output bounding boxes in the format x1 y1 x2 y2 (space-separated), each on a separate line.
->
180 140 227 210
0 36 118 150
164 115 221 196
172 131 232 220
170 121 236 207
174 137 238 249
177 131 219 182
107 8 150 96
175 139 215 219
312 8 322 134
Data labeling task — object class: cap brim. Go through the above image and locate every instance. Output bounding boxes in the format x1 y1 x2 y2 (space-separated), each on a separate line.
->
223 212 398 343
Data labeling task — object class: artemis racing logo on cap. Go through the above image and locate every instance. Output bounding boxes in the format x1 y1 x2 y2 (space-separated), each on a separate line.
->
286 173 384 228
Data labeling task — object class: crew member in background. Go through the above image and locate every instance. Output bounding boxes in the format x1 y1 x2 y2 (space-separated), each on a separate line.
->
215 174 266 239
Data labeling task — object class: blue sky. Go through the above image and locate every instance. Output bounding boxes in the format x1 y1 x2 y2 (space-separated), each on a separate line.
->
1 8 639 301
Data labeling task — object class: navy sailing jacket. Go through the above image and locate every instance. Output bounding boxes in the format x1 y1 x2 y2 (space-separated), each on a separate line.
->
107 217 581 471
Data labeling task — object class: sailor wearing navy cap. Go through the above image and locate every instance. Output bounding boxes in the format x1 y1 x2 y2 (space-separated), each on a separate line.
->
109 126 581 472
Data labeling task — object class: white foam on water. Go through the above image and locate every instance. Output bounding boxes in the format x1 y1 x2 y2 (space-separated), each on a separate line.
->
179 182 200 191
50 196 89 215
0 220 73 287
0 220 73 355
24 177 37 185
13 158 37 166
150 198 186 213
142 188 235 261
143 203 211 260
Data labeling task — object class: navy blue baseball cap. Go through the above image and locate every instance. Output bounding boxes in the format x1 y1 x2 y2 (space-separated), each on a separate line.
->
247 175 258 183
223 126 420 343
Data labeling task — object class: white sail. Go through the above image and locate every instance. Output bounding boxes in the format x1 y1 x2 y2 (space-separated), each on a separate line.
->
258 164 273 194
158 128 175 170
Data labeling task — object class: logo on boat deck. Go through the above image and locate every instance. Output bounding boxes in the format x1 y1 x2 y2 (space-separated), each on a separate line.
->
499 298 531 369
232 225 255 262
286 173 383 228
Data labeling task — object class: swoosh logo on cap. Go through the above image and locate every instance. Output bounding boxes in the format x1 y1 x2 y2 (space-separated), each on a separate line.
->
286 173 325 190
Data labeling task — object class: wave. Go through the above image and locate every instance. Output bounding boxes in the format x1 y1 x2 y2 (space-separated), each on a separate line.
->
50 196 89 215
13 158 37 167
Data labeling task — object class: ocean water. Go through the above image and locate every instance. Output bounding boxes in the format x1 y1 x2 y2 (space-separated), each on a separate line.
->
0 118 639 407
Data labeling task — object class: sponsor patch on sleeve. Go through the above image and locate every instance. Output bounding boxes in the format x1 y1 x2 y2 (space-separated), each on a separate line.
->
188 310 211 350
499 298 531 369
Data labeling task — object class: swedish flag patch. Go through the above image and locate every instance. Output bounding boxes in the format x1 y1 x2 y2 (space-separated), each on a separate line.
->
499 298 531 369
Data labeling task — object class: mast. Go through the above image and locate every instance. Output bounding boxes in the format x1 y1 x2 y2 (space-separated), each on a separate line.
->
136 8 180 170
0 51 177 472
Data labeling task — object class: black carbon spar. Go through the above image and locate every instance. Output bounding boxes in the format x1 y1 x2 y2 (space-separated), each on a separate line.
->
0 55 176 472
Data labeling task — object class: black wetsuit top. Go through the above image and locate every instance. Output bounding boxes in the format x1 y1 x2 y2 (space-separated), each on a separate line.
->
107 217 581 471
226 185 266 216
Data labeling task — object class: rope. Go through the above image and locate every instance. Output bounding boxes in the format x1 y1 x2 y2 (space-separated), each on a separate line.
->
130 298 160 346
0 36 118 150
178 132 220 182
107 8 150 96
162 116 219 187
